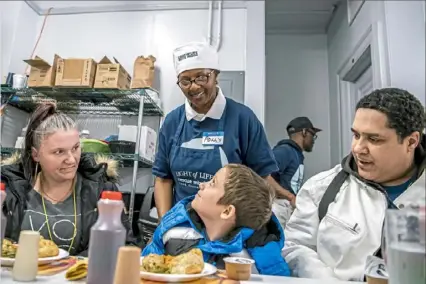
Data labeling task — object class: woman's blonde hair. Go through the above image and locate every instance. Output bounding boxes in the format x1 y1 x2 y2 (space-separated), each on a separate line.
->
22 103 76 183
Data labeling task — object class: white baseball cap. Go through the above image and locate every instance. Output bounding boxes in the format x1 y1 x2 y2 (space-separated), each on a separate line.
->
173 41 219 76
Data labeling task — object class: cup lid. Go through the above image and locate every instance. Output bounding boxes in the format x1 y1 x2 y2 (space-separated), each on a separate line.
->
101 191 122 200
223 257 255 265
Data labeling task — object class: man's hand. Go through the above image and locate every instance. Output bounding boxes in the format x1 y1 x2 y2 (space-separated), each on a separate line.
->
277 190 296 207
265 175 296 204
288 194 296 208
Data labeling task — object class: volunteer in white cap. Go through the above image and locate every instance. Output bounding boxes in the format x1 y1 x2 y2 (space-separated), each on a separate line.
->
152 42 296 219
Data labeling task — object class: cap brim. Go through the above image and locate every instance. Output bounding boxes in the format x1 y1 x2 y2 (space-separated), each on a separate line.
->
312 127 322 133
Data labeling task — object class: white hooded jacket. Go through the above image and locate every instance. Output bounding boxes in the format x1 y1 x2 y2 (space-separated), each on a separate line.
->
282 149 426 281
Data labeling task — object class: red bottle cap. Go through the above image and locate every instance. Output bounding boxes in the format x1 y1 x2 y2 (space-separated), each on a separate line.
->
101 191 122 201
0 183 5 191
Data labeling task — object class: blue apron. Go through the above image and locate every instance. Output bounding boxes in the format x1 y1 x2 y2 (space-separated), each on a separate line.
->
169 107 227 204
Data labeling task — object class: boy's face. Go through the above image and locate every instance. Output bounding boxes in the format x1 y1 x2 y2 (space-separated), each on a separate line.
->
191 167 236 222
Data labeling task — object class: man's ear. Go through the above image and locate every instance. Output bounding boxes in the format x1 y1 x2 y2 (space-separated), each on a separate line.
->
32 147 40 162
407 131 420 152
220 205 236 221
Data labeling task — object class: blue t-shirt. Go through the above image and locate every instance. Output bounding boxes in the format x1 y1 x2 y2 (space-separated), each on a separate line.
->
153 98 278 201
383 177 412 202
271 140 304 195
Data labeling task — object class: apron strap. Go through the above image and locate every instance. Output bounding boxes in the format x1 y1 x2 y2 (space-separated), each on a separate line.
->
173 108 186 146
217 99 227 132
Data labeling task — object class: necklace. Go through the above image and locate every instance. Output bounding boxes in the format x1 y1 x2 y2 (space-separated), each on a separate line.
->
39 175 77 254
42 187 73 203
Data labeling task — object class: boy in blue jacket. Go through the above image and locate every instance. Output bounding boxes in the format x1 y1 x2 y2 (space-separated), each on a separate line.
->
142 163 291 276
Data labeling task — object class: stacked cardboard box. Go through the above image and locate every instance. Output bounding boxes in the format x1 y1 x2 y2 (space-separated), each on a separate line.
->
55 57 97 87
23 55 60 87
94 56 131 89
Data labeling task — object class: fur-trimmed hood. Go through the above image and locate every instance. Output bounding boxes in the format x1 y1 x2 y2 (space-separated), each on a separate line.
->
1 152 119 183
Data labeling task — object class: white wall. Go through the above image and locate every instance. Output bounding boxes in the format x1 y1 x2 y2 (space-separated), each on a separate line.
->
1 1 40 80
265 34 330 180
327 0 426 166
1 1 39 147
383 1 425 104
245 1 266 124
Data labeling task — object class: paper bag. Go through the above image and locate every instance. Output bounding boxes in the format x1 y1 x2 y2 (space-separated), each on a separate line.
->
131 55 156 89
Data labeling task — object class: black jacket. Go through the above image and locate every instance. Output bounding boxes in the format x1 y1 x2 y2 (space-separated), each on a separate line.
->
1 153 141 256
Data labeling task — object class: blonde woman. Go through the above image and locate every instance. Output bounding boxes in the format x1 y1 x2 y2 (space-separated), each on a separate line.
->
1 103 138 255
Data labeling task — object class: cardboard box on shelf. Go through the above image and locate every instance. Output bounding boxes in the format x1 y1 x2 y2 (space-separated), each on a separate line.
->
94 56 131 89
23 54 60 87
130 55 156 89
140 126 157 162
118 125 157 162
55 57 97 87
142 126 157 162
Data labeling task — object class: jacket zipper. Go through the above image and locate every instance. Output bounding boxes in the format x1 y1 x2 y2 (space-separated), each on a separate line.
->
3 179 27 241
373 193 389 258
325 214 359 235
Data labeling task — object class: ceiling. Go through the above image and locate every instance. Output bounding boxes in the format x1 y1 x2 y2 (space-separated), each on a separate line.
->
25 1 247 14
26 0 342 34
266 0 342 34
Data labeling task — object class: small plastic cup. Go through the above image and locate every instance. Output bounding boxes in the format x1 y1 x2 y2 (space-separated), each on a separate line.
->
364 255 388 284
223 257 254 281
366 275 388 284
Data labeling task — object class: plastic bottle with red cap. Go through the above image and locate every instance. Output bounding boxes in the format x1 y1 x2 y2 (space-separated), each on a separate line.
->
87 190 126 284
1 182 7 249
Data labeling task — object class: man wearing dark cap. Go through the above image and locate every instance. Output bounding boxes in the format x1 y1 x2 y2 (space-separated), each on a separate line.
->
271 117 321 227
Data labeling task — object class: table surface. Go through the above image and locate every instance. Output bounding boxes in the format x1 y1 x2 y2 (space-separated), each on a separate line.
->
0 269 365 284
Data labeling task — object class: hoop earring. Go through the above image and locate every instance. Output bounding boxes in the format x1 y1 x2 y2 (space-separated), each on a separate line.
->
34 162 39 181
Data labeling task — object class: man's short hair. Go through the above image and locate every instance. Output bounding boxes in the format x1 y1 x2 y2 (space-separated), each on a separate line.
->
356 88 425 141
218 164 275 230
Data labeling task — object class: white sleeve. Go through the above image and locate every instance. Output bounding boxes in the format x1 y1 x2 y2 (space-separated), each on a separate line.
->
282 174 339 279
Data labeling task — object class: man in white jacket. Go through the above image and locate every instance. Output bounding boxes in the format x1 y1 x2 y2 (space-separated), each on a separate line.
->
282 88 426 281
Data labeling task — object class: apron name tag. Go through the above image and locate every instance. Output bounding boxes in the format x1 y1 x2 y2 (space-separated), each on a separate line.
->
202 131 224 145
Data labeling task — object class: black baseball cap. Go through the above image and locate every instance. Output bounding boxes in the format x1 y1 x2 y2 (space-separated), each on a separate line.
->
286 117 322 135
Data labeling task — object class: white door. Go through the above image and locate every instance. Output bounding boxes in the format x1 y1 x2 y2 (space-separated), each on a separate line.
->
350 66 374 119
342 65 374 156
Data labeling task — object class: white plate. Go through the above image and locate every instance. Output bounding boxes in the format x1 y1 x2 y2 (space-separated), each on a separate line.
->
1 248 69 266
140 259 217 283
